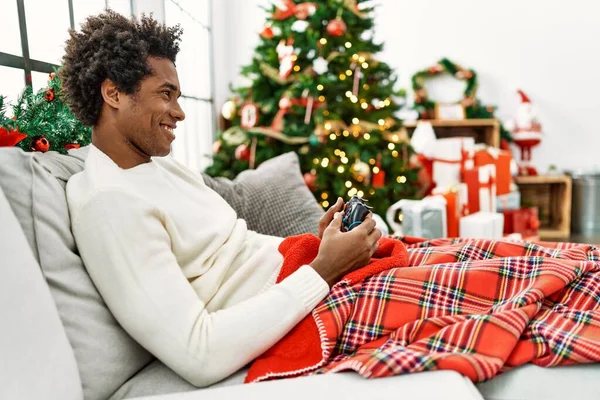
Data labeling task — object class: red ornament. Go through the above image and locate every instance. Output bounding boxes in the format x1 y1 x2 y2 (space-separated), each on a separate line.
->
0 126 27 147
273 0 295 20
326 18 347 36
294 3 317 19
45 88 55 102
64 143 81 150
235 143 251 161
49 72 56 80
31 136 50 152
372 155 386 188
260 25 274 39
303 172 317 191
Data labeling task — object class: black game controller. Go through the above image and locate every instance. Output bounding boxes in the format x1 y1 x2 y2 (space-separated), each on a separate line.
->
342 196 372 231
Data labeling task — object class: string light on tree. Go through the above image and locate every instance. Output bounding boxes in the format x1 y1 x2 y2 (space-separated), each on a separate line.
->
205 0 422 217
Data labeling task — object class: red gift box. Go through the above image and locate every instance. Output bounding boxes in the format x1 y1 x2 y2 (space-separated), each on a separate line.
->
503 207 540 237
474 148 512 195
432 187 460 237
463 165 496 215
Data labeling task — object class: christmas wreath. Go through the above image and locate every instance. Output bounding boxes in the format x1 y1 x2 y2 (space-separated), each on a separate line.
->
0 72 91 154
412 58 477 119
411 58 512 142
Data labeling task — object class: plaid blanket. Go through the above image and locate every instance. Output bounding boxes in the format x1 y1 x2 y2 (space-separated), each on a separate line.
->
246 236 600 383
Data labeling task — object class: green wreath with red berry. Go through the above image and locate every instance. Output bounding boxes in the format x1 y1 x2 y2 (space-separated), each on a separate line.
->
411 58 511 141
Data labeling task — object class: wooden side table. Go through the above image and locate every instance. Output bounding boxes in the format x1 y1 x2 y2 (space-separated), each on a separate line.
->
514 175 572 240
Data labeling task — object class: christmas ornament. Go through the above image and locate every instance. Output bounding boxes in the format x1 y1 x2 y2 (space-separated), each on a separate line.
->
506 89 543 176
312 57 328 75
212 140 222 153
276 39 295 78
326 18 347 36
221 100 237 120
272 0 317 20
260 25 274 39
222 127 247 145
64 143 81 150
234 143 251 161
303 171 317 191
294 2 317 19
270 96 292 132
351 160 371 183
48 72 56 80
240 102 260 129
45 88 55 102
309 134 320 146
31 136 50 152
0 126 27 147
272 0 295 20
372 155 386 188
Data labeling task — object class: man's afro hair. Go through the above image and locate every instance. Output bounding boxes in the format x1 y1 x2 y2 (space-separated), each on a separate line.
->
59 10 183 126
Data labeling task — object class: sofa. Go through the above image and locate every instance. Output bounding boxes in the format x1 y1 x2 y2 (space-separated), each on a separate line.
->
1 146 599 400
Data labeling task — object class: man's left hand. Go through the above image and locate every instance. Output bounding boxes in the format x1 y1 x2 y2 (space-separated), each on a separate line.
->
318 197 344 239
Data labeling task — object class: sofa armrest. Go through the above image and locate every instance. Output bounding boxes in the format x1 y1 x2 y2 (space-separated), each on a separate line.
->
129 370 483 400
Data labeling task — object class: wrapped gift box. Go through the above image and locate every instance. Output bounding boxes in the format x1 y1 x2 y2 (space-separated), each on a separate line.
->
431 137 475 191
496 191 521 212
474 147 512 195
459 211 504 239
431 186 464 237
385 196 447 238
503 207 540 237
463 164 497 214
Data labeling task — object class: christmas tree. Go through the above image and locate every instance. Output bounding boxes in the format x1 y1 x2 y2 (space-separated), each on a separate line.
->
206 0 421 217
0 73 91 153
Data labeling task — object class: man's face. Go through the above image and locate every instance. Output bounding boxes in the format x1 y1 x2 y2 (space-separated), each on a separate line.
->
118 56 186 158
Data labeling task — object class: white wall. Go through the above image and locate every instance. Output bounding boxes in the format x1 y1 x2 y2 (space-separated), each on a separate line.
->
212 0 600 172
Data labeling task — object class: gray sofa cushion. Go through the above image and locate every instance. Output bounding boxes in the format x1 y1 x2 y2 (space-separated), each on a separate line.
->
477 363 600 400
109 360 246 400
0 148 154 400
202 152 324 237
0 185 83 400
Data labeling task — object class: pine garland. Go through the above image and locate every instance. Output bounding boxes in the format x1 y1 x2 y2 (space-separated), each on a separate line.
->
0 72 91 154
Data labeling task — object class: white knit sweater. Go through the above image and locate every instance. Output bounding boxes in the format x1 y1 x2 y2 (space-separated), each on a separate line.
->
66 145 329 387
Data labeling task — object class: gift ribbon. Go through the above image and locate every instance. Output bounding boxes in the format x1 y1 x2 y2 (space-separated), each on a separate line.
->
271 94 324 131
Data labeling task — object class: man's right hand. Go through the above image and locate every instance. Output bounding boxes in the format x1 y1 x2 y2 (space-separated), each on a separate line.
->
310 211 382 288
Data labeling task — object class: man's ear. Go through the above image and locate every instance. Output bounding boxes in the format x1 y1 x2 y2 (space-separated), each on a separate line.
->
100 79 121 109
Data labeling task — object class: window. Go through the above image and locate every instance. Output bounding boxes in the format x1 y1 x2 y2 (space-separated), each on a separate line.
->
165 0 215 172
0 0 133 108
0 0 214 172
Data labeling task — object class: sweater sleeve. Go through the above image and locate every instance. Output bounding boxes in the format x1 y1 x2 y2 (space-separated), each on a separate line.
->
70 189 329 387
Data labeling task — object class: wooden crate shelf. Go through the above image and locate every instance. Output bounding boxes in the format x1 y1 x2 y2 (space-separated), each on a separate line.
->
404 119 500 148
514 175 572 240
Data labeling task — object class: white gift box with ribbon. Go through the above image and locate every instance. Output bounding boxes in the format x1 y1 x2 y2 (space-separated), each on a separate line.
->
459 211 504 239
386 196 447 238
477 164 497 213
431 137 475 191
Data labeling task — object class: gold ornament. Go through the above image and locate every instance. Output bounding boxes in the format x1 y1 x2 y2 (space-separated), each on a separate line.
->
221 100 237 120
351 160 371 183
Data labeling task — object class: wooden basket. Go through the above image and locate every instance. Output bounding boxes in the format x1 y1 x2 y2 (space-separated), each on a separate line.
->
514 175 572 240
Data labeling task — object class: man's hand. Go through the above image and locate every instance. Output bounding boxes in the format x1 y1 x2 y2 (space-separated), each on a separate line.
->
318 197 344 239
311 212 382 288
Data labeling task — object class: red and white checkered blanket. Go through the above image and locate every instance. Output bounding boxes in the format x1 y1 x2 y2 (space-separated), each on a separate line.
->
246 235 600 383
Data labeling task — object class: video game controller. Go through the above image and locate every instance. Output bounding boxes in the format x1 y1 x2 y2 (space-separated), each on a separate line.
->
342 196 372 231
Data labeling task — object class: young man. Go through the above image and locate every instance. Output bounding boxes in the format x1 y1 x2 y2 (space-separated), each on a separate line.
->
63 11 381 388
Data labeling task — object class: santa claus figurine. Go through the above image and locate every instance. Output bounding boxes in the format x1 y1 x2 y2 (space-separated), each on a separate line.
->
507 90 543 176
